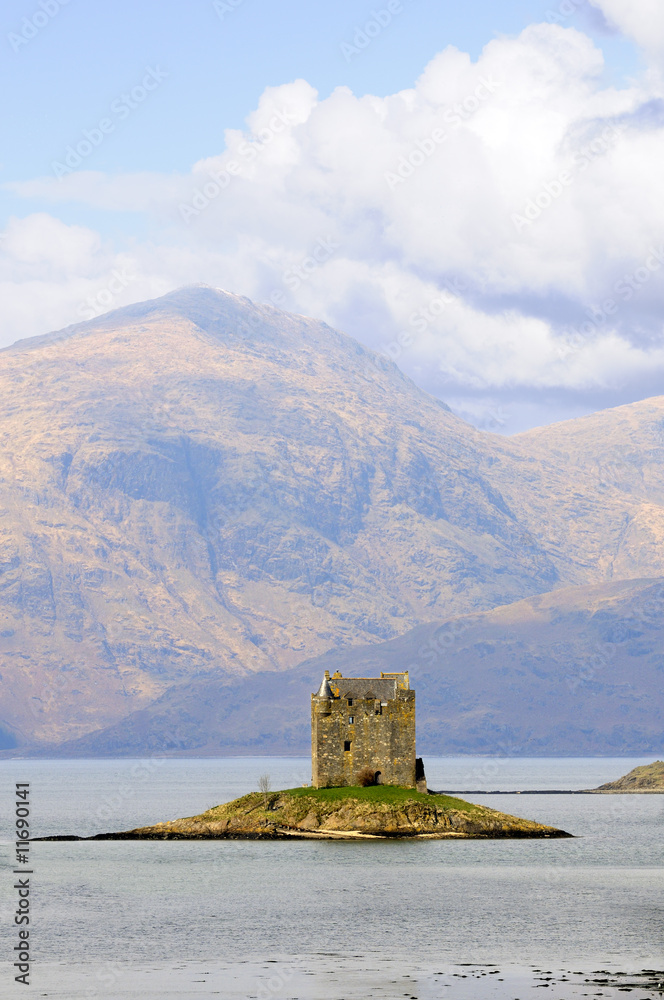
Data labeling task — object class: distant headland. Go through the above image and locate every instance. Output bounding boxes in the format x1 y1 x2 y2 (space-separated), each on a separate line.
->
590 760 664 793
441 760 664 795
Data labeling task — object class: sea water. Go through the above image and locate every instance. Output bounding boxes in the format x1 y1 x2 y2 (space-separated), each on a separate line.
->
0 757 662 998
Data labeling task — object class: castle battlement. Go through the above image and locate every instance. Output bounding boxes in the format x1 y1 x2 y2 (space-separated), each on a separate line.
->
311 669 417 788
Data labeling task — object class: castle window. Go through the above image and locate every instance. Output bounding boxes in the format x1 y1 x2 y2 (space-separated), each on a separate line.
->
348 716 354 724
347 698 353 706
344 740 351 752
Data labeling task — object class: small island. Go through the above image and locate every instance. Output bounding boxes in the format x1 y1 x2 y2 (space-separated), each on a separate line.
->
38 670 571 841
590 760 664 793
50 785 570 841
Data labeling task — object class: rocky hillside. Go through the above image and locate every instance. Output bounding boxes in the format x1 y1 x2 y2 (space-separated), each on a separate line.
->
517 398 664 506
594 760 664 791
45 576 664 757
2 286 664 752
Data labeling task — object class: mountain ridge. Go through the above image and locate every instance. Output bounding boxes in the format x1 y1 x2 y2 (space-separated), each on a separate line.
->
1 286 664 753
18 576 664 758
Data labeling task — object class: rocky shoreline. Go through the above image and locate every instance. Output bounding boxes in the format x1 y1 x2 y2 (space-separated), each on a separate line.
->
36 786 572 841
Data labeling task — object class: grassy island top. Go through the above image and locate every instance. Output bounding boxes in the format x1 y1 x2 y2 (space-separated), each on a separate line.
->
270 785 481 810
124 783 571 840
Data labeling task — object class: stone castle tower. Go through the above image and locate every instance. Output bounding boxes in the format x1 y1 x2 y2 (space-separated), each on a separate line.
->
311 670 417 788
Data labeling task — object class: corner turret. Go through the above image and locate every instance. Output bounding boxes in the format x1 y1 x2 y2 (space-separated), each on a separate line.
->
315 671 334 699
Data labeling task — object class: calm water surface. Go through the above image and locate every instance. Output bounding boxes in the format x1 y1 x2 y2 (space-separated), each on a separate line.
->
0 756 662 999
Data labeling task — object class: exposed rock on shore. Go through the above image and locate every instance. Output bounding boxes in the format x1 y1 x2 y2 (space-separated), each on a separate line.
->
46 786 572 840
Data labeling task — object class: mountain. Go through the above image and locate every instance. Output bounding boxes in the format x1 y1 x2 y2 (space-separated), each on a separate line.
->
517 398 664 506
41 577 664 757
1 285 664 753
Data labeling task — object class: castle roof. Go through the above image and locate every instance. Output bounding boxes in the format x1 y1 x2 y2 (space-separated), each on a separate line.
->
334 677 399 700
315 674 334 698
313 670 410 700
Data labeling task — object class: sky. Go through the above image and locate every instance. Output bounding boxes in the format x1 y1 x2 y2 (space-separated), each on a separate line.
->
2 0 664 433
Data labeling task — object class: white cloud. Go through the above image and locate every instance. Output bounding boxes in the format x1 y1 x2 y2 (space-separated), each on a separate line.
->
8 172 185 214
3 22 664 430
590 0 664 59
0 214 164 341
3 214 101 272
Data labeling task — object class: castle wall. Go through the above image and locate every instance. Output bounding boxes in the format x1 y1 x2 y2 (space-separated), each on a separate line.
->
311 688 416 788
